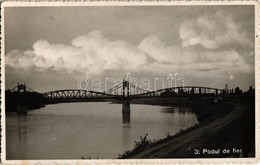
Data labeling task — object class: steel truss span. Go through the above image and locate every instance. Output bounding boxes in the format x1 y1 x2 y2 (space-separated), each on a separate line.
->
43 86 223 99
10 81 224 102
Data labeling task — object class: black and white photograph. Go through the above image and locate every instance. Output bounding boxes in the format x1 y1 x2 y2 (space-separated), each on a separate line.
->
1 1 258 163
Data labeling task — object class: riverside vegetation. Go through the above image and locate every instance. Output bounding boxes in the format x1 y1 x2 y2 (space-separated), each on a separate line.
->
118 96 255 158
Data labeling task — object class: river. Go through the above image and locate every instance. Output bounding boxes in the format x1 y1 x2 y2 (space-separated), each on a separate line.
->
6 102 198 159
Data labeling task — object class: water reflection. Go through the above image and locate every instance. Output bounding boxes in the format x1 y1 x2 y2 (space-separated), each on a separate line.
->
162 106 194 114
122 115 131 151
18 124 27 144
122 112 131 124
6 102 198 159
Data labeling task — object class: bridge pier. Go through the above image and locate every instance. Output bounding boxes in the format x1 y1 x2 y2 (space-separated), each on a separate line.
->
122 99 130 113
16 101 28 114
122 111 130 123
16 94 28 114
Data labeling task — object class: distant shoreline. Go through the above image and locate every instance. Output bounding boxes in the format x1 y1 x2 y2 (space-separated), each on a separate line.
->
111 97 196 107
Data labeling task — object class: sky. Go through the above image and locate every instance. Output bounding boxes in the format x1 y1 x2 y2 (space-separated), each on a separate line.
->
4 5 255 92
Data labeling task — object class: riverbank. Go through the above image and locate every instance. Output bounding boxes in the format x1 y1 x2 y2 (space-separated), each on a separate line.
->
5 90 45 114
119 100 255 158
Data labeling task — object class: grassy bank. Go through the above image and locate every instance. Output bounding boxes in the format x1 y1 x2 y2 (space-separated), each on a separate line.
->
119 100 255 158
195 101 255 158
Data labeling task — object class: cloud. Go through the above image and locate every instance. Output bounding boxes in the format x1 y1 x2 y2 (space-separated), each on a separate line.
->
6 22 253 79
179 10 254 49
6 31 147 74
138 35 251 75
5 8 255 91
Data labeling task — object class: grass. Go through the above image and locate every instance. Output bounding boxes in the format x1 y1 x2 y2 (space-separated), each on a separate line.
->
118 101 255 158
118 133 152 158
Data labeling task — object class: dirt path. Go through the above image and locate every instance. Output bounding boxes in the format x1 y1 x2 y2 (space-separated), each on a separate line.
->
128 103 246 158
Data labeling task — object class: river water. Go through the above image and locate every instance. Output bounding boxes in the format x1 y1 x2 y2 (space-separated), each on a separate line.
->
6 102 198 159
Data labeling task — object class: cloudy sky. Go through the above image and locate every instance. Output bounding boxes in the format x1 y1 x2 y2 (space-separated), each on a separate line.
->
5 5 255 92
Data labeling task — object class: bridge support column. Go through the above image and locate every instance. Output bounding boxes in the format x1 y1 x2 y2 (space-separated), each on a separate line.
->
122 99 130 113
122 111 130 123
17 102 28 114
